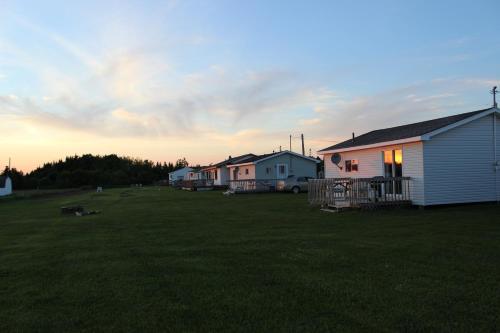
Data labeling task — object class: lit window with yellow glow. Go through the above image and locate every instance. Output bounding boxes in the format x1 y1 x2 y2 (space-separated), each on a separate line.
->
394 149 402 164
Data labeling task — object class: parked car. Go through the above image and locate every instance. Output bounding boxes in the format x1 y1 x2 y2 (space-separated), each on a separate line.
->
277 176 314 194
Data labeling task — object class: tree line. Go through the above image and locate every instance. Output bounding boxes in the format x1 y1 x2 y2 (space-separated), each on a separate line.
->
1 154 190 190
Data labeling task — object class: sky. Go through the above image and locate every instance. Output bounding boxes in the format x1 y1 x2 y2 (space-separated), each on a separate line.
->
1 0 500 172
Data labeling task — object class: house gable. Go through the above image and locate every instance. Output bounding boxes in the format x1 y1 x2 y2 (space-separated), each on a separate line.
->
423 113 499 205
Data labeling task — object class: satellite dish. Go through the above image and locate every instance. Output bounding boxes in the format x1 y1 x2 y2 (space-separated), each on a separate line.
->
331 153 342 165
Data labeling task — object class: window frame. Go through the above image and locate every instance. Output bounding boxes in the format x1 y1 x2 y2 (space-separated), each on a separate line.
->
276 163 288 179
345 159 358 173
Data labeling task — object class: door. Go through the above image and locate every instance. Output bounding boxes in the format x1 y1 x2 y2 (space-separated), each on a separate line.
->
276 164 288 179
383 149 403 195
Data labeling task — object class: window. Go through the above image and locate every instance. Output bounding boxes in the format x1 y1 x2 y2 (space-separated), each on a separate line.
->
344 160 358 172
384 150 402 177
266 167 271 175
215 170 218 180
245 168 249 175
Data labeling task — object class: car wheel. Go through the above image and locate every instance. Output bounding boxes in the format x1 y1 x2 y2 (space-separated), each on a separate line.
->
292 186 300 194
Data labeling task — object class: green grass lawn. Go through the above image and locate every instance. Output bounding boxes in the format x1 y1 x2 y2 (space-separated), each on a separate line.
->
1 187 499 332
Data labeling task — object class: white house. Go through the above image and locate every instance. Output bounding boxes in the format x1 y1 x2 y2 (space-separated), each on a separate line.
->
168 167 193 185
201 154 256 186
318 107 500 206
0 176 12 196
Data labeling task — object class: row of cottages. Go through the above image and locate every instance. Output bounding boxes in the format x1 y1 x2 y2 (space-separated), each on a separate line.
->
199 151 319 190
201 154 256 186
0 176 13 196
317 107 500 206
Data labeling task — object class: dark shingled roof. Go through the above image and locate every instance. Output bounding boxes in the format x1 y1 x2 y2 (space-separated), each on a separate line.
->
214 153 257 167
319 108 493 152
229 152 279 164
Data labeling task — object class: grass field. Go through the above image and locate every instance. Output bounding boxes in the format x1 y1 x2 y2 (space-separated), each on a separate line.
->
1 187 499 332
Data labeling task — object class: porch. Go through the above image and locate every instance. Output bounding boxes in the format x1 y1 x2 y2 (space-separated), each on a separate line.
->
308 177 412 209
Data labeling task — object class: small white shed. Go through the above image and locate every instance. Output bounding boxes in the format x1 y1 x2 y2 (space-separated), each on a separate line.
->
318 107 500 206
0 176 12 196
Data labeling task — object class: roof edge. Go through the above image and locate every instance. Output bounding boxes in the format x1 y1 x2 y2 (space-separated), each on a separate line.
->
228 151 320 167
422 108 498 140
318 136 423 154
253 151 320 164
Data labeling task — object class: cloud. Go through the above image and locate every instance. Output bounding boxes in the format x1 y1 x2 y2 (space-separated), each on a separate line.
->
299 118 321 126
304 77 500 151
2 6 500 171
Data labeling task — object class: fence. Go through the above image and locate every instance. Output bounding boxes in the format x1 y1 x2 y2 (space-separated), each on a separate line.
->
181 179 214 190
308 177 412 208
228 179 281 193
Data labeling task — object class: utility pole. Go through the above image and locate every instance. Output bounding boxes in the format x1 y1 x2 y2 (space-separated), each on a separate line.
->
8 157 10 171
492 86 498 108
289 135 292 152
301 134 305 156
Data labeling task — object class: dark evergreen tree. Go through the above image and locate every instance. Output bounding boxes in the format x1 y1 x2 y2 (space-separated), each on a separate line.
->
11 154 185 189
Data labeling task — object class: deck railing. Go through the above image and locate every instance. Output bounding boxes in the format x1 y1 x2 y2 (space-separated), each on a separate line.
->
228 179 280 193
308 177 412 208
181 179 214 190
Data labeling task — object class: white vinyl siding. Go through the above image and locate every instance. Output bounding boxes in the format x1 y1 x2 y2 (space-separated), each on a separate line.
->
324 149 383 178
228 165 256 180
323 142 425 205
168 167 193 183
496 115 500 202
215 167 230 186
0 177 12 196
423 114 497 205
402 143 425 205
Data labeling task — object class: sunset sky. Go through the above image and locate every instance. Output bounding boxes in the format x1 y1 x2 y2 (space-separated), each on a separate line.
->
1 0 500 172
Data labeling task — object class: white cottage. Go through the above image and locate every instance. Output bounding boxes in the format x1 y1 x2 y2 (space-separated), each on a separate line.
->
168 167 193 185
318 107 500 206
0 176 13 196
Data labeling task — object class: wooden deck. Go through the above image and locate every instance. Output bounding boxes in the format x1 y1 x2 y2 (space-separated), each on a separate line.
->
308 177 412 209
